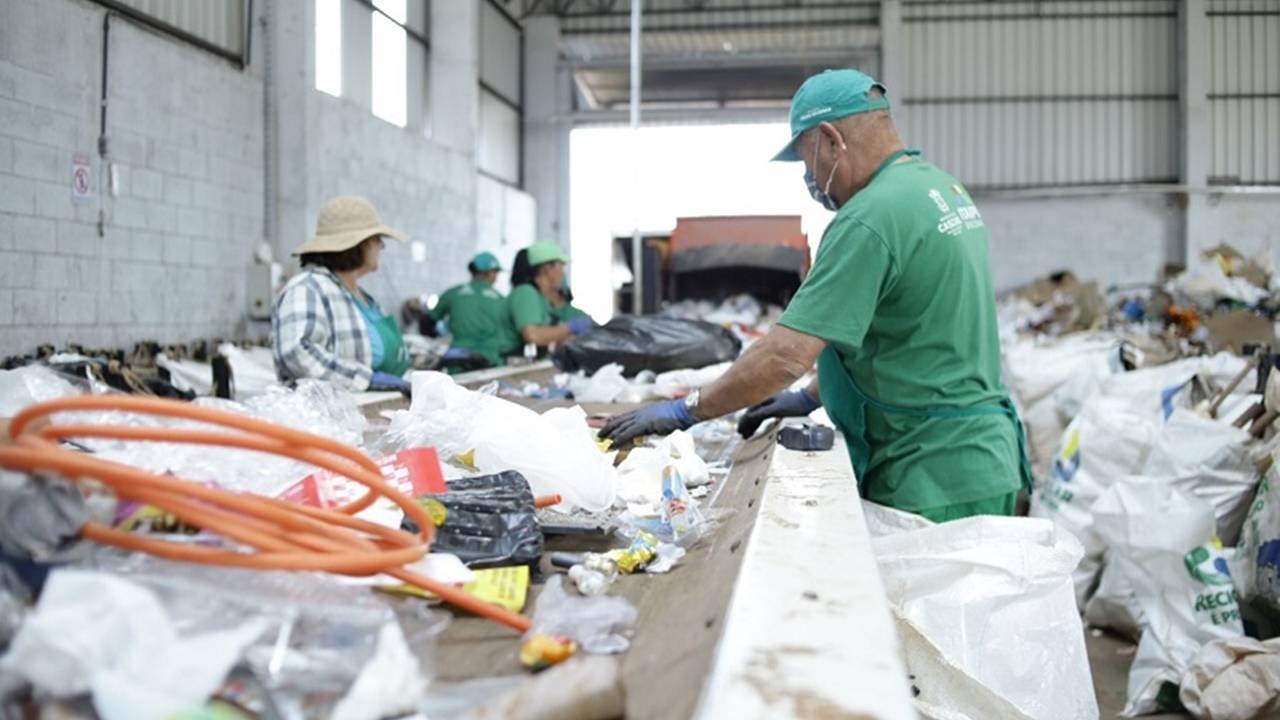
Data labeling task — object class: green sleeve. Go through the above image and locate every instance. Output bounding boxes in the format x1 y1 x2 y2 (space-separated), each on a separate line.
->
555 303 589 321
430 286 456 321
777 214 898 351
508 284 550 331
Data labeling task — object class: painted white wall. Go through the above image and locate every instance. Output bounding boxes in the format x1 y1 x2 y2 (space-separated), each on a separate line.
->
978 194 1182 292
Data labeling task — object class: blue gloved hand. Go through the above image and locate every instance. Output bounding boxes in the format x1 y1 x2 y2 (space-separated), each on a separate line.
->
737 388 821 438
567 316 594 336
599 399 696 447
368 371 411 396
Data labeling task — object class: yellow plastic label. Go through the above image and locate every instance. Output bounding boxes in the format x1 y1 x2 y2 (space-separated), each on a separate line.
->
377 565 530 613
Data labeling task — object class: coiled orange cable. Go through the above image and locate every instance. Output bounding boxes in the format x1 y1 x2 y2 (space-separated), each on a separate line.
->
0 395 532 632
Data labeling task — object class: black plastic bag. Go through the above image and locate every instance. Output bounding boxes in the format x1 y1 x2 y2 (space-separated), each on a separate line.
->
402 471 544 568
553 315 741 375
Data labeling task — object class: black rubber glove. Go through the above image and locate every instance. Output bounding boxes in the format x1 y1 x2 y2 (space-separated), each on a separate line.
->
737 388 821 438
598 399 696 447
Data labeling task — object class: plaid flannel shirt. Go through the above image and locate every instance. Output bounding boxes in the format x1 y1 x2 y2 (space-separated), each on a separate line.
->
272 266 374 391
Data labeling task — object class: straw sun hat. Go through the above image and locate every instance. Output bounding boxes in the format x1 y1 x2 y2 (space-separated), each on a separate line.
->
291 195 408 256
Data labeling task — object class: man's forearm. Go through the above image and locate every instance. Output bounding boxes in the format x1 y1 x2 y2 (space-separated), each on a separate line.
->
694 326 825 419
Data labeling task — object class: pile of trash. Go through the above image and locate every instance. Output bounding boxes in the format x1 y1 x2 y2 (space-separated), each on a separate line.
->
0 355 737 718
1002 262 1280 718
661 293 784 343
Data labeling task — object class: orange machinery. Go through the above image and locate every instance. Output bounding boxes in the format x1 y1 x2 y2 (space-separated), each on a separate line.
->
614 215 809 314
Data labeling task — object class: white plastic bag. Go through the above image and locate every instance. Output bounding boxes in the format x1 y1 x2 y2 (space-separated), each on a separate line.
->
0 570 268 720
1031 397 1162 605
873 516 1098 720
566 363 630 404
0 365 79 417
862 500 934 537
1088 479 1243 717
1030 353 1250 607
1179 636 1280 720
388 372 616 511
1142 409 1257 544
1229 458 1280 616
614 430 709 517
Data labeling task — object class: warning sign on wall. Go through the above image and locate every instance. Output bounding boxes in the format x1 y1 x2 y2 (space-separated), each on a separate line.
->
71 152 92 203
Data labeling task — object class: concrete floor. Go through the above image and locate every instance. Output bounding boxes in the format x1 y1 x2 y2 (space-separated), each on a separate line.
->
1087 629 1189 720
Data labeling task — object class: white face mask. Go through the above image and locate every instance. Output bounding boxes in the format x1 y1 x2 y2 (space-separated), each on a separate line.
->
804 130 846 211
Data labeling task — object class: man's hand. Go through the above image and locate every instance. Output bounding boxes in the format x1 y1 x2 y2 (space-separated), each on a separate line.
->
737 388 821 438
599 399 696 446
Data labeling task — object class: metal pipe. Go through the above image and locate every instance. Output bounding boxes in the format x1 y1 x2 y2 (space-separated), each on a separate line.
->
89 0 245 66
629 0 643 316
97 12 110 238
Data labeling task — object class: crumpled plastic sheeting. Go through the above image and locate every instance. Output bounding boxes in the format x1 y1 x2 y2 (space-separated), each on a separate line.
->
0 570 268 720
652 362 731 400
77 380 368 497
330 622 429 720
0 470 89 559
157 344 281 400
615 431 710 517
1179 637 1280 720
527 576 636 655
86 553 437 720
0 365 80 417
384 372 616 511
565 363 630 404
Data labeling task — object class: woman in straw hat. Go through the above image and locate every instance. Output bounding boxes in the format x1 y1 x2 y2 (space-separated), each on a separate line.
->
272 196 412 393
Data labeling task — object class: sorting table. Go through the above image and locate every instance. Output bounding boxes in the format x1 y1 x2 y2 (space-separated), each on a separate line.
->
355 366 915 720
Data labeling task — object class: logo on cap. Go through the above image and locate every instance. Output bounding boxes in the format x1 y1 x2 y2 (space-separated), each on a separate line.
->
798 106 833 122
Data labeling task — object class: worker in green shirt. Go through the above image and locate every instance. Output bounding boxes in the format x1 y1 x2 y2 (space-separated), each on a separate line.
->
508 241 594 349
600 69 1031 523
552 278 591 323
427 251 521 367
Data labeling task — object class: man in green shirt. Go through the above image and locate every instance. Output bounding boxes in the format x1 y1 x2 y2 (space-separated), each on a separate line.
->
508 241 593 350
600 69 1030 523
430 252 521 367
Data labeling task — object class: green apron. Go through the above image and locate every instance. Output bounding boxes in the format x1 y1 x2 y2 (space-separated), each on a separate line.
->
817 336 1032 500
352 291 411 376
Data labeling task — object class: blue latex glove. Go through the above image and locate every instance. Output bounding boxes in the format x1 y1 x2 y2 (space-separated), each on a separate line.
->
567 316 594 336
599 399 696 447
737 388 821 438
369 371 411 395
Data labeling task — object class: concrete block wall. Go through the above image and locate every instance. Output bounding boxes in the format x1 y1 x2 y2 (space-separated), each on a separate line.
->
302 91 479 313
0 0 265 352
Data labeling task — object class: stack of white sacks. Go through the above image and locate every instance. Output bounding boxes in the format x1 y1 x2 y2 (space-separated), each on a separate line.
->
1004 333 1280 718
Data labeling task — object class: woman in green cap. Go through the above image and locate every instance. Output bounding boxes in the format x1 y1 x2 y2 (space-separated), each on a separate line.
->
507 241 594 350
425 252 522 367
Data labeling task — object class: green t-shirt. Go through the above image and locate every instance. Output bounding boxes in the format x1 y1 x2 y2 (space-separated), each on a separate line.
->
432 279 520 365
554 302 590 322
508 284 554 332
777 154 1020 512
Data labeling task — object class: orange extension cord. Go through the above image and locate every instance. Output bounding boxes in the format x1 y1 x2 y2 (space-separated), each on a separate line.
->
0 395 534 632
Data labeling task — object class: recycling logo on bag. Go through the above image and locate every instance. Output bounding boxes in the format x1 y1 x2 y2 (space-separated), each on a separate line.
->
1185 542 1242 626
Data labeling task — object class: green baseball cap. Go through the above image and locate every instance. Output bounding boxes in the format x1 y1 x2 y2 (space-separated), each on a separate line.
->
773 69 890 162
526 240 570 267
470 251 501 271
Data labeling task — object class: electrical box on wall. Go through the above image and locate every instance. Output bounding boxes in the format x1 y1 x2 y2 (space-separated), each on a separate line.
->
247 263 282 321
